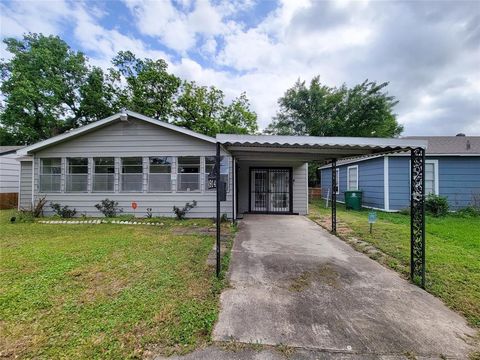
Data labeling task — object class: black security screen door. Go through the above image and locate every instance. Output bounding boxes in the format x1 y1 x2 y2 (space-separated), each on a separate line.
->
249 168 293 213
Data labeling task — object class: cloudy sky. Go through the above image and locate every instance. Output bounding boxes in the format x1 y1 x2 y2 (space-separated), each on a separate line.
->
1 0 479 135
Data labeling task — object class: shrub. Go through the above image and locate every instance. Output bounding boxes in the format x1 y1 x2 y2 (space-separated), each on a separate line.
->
95 198 123 217
50 202 77 218
18 196 47 220
425 194 449 217
173 200 197 220
456 206 480 218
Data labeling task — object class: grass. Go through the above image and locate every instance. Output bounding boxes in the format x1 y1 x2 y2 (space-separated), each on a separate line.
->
0 210 234 359
309 200 480 329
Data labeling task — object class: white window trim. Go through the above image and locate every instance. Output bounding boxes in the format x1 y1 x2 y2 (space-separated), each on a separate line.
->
335 168 340 194
426 159 439 195
92 157 116 193
39 157 62 193
346 165 359 191
177 156 201 193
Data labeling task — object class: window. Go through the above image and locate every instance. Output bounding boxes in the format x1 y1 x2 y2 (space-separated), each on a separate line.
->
205 156 229 191
335 168 340 194
425 160 438 195
93 158 115 192
121 157 143 192
66 158 88 192
347 166 358 190
177 156 200 191
149 157 172 192
39 158 61 192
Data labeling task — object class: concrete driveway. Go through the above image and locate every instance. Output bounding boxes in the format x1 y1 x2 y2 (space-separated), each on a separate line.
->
212 215 476 359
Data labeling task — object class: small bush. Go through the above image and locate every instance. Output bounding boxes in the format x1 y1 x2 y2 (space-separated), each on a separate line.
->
425 194 449 217
456 206 480 218
95 198 123 217
173 200 197 220
18 196 47 220
16 211 35 223
50 202 77 218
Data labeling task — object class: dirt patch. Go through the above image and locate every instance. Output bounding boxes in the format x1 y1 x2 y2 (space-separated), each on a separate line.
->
289 263 343 291
172 227 215 236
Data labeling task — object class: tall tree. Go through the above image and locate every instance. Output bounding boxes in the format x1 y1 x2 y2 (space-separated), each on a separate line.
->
174 81 257 137
0 33 114 145
265 76 403 137
110 51 181 121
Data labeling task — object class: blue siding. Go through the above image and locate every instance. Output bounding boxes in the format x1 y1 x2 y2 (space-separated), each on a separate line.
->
388 155 480 210
320 157 384 209
388 156 410 210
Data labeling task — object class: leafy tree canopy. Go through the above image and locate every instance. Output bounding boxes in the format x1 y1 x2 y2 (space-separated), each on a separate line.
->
0 34 258 145
265 76 403 137
0 34 115 145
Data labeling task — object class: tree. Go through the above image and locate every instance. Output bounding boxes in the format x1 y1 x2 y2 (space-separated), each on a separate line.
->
265 76 403 137
0 33 114 145
110 51 181 121
174 81 257 137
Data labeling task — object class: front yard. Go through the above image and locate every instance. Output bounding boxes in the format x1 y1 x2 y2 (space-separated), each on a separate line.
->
0 210 233 359
309 200 480 329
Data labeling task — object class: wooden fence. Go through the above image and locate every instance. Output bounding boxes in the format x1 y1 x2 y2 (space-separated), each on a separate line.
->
0 193 18 210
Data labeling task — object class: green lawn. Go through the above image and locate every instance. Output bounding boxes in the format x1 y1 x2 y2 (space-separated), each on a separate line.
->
0 210 233 359
309 200 480 328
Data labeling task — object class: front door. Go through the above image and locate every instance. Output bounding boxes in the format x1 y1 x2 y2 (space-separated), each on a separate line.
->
250 168 292 213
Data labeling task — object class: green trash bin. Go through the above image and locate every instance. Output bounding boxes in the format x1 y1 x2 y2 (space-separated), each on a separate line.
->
344 190 363 210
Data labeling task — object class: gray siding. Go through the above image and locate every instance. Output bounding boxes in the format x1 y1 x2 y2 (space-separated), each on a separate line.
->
19 161 32 209
28 118 233 218
389 156 480 210
321 157 385 209
237 160 308 215
0 153 20 193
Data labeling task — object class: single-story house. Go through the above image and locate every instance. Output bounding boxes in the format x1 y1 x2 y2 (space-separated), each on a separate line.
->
319 135 480 211
0 146 24 209
16 110 428 218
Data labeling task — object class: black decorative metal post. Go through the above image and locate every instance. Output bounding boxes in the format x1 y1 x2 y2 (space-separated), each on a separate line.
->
331 159 337 234
410 147 426 288
216 142 221 277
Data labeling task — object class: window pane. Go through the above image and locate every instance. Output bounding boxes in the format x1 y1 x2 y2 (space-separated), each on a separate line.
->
177 174 200 191
121 174 143 192
348 167 358 190
426 180 434 195
94 158 115 174
40 158 61 174
178 156 200 173
66 174 88 192
150 157 172 173
122 157 143 173
149 173 171 192
68 158 88 174
40 158 61 191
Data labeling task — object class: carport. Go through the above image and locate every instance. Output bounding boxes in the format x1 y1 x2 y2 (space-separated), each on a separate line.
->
213 135 428 287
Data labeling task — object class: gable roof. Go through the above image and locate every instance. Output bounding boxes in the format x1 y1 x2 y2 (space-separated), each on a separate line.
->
402 136 479 155
318 135 479 169
17 110 216 155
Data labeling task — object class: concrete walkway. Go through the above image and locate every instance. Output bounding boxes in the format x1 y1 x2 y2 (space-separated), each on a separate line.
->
210 215 476 359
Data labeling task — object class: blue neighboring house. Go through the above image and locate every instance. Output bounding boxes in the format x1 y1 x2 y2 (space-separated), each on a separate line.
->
319 135 480 211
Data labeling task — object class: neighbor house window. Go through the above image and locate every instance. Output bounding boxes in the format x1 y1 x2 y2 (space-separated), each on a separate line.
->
425 160 438 195
347 165 358 191
149 157 172 192
335 168 340 194
93 158 115 192
121 157 143 192
205 156 229 191
177 156 200 191
39 158 61 192
66 158 88 192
